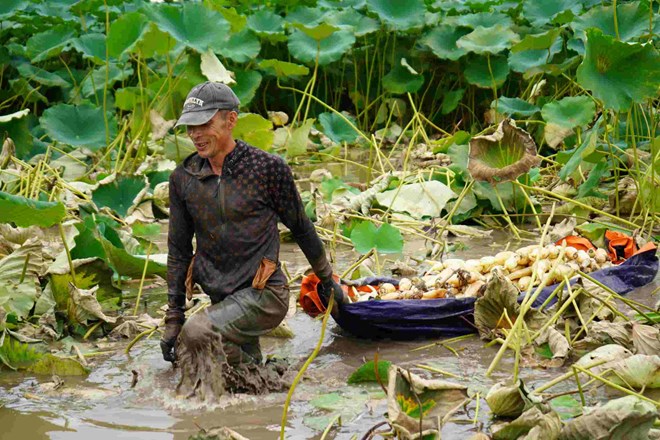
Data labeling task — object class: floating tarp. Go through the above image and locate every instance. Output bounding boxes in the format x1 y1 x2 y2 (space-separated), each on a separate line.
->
334 247 658 340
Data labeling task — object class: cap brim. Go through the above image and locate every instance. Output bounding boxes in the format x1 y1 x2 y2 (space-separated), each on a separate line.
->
174 109 217 127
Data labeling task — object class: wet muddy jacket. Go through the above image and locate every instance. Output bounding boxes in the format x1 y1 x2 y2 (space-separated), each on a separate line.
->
167 140 333 309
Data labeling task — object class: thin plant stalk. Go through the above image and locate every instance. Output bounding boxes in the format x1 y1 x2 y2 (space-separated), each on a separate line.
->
133 242 153 316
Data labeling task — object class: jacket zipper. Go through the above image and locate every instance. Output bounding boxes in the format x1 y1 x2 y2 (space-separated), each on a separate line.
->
217 175 226 236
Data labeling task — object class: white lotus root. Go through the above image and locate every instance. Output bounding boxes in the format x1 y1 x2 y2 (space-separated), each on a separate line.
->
370 241 615 302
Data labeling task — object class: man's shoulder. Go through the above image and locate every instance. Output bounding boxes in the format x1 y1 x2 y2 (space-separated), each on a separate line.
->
238 141 289 171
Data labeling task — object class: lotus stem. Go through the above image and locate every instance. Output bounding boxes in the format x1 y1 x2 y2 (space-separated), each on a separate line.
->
125 326 158 355
58 222 76 286
280 295 334 440
493 185 521 239
341 249 375 279
319 415 342 440
83 320 104 340
572 366 586 406
512 181 542 231
529 283 583 342
532 358 607 394
411 334 474 352
572 365 660 407
19 253 30 284
414 364 460 379
472 392 480 425
133 242 153 316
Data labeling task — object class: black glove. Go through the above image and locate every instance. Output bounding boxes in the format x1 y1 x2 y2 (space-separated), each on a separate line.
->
160 308 185 363
318 278 349 318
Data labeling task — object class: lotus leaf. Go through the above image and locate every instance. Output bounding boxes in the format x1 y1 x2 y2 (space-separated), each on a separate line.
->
604 354 660 389
221 30 261 63
41 103 118 150
350 221 403 254
574 343 633 380
420 26 470 61
259 59 310 78
572 2 652 42
233 113 273 151
382 63 424 95
81 63 134 97
522 0 581 27
387 365 468 439
558 396 656 440
456 12 513 29
486 380 545 418
287 29 356 65
376 180 455 219
200 50 235 85
0 337 44 370
68 284 117 326
92 175 148 218
558 127 598 181
464 55 509 88
15 64 68 89
457 25 520 55
0 244 43 320
631 323 660 356
0 0 28 19
441 88 465 115
304 388 369 431
537 327 570 359
10 78 47 105
231 70 262 107
474 268 520 340
135 24 175 58
585 320 632 347
347 359 391 385
146 3 230 53
286 6 327 27
0 191 65 228
468 119 540 183
318 112 361 144
319 0 366 8
576 29 660 111
28 354 88 376
327 9 379 36
106 11 149 58
542 96 595 129
48 258 121 310
246 10 286 38
69 33 106 64
508 38 563 75
366 0 426 30
492 406 562 440
492 97 540 118
292 22 339 41
25 25 76 63
285 119 314 157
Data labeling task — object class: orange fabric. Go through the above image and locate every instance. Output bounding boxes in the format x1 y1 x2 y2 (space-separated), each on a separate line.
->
299 274 357 316
634 241 657 255
605 230 638 263
555 235 596 252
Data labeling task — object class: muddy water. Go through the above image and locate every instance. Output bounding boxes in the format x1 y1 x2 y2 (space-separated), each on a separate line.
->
1 231 658 439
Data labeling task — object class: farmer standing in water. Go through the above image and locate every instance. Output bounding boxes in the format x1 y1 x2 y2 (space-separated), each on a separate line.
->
161 81 347 393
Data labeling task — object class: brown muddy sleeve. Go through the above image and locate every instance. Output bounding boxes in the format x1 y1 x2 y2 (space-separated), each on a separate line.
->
270 158 334 284
167 168 194 309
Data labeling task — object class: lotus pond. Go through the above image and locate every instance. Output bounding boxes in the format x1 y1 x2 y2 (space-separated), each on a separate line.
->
0 0 659 439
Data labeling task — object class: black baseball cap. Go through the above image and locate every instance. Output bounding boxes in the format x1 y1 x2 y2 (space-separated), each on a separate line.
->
174 81 240 127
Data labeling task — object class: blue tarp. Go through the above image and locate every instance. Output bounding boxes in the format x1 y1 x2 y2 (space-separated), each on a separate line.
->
335 248 659 340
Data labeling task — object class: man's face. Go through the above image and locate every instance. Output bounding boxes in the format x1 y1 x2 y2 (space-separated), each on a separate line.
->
186 110 237 159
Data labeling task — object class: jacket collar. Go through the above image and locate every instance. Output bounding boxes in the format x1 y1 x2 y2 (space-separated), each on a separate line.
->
182 140 248 179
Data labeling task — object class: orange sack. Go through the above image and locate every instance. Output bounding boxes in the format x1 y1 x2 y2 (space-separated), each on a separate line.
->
605 230 638 263
555 235 596 252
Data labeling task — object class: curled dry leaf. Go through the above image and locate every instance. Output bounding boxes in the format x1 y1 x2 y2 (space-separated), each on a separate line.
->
604 354 660 389
631 322 660 356
474 269 520 340
69 283 117 325
492 406 562 440
149 110 176 142
537 327 570 360
468 119 541 183
485 380 546 418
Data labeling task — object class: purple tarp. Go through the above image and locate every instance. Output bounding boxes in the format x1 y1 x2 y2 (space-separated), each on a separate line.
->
335 248 658 340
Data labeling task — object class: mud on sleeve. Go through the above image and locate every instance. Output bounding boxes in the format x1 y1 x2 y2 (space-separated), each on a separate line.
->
167 169 194 309
270 158 333 283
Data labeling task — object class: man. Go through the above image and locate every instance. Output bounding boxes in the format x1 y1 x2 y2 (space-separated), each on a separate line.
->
161 81 347 366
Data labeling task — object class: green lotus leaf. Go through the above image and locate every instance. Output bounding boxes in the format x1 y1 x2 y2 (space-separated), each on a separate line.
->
216 7 246 33
231 70 262 106
366 0 426 30
114 86 156 112
350 221 403 254
10 78 47 104
420 26 470 61
382 64 424 95
572 2 652 42
576 29 660 111
28 354 88 376
464 55 509 88
492 97 540 117
70 33 106 64
431 0 470 13
292 22 339 41
0 243 43 320
259 59 309 78
327 9 380 36
0 0 28 19
318 0 366 8
558 127 598 181
247 10 285 38
542 96 595 129
25 25 76 63
347 360 391 385
441 88 465 115
512 28 561 53
0 191 65 228
287 29 355 65
92 175 148 218
0 110 33 160
318 112 361 144
559 396 656 439
468 119 540 183
15 63 70 88
81 63 134 97
508 38 562 74
220 29 260 63
457 25 519 54
522 0 581 27
0 337 44 371
286 6 327 27
40 103 117 150
106 11 149 59
233 113 273 151
375 181 455 219
99 233 167 279
456 12 513 29
135 24 176 58
145 3 230 53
